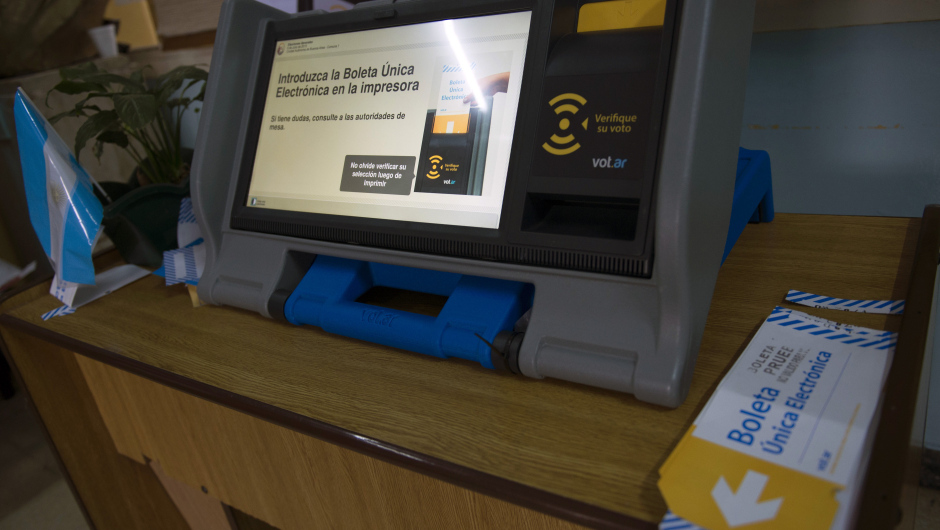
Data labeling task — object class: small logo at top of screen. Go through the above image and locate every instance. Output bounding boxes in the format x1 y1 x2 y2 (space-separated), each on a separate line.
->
251 197 258 205
277 43 285 55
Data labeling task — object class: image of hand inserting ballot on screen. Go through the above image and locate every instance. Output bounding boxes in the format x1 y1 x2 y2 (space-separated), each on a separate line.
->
414 52 512 196
244 12 530 229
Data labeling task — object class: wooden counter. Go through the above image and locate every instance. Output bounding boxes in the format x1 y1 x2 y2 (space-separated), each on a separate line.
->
1 211 937 529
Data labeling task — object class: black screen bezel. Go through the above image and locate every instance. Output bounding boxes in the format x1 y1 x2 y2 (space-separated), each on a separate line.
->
230 0 540 243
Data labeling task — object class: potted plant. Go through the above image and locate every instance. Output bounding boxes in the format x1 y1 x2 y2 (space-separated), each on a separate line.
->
46 61 208 267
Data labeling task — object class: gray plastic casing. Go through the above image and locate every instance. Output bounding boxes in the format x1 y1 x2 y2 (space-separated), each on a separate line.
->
192 0 756 408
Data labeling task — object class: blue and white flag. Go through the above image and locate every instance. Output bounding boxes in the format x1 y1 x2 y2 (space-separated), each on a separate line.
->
13 88 102 286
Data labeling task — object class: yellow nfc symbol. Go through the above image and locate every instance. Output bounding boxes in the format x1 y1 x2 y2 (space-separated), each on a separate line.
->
542 93 588 156
426 155 443 179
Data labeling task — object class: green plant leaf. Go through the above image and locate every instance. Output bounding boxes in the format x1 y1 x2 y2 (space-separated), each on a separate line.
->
47 98 107 124
60 62 98 81
72 93 116 111
49 99 95 124
155 66 208 105
155 65 208 87
181 78 207 104
156 80 184 106
74 72 147 92
92 140 105 160
48 109 79 125
113 94 157 129
96 130 129 148
45 80 106 106
73 110 119 160
130 67 148 85
165 97 192 108
51 79 106 95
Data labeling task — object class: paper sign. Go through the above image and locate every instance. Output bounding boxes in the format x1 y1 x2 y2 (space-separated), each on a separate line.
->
659 307 893 530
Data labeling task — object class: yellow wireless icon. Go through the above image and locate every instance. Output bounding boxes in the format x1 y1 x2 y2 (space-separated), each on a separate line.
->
426 155 443 179
542 93 589 156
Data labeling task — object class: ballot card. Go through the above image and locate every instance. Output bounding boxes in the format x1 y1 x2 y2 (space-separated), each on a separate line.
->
693 307 892 485
658 306 894 530
433 67 472 133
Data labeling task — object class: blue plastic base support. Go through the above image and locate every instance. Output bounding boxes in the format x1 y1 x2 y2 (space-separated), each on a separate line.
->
723 147 775 263
283 256 534 369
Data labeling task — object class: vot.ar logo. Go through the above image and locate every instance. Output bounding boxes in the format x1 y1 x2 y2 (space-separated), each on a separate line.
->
592 156 627 169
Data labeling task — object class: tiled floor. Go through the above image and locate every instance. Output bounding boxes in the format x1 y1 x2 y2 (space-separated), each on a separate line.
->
0 390 88 530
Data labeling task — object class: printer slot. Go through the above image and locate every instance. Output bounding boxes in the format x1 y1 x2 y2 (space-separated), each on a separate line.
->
522 194 639 241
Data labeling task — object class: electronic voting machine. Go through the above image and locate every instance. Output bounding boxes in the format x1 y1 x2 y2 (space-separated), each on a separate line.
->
191 0 756 407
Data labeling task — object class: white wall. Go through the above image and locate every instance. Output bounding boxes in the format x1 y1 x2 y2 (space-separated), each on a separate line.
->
739 20 940 217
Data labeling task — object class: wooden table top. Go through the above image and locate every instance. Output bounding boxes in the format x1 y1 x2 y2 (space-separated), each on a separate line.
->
0 213 924 528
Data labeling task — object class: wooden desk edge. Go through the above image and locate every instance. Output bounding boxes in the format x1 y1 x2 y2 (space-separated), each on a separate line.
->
0 312 650 530
857 204 940 528
4 210 937 530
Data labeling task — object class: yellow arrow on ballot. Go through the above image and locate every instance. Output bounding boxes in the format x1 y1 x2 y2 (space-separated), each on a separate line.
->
711 471 782 526
658 428 842 530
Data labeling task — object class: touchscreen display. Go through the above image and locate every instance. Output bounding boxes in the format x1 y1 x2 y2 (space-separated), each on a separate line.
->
245 11 531 229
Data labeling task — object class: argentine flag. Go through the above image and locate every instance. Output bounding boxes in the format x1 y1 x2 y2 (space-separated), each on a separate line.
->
13 88 102 286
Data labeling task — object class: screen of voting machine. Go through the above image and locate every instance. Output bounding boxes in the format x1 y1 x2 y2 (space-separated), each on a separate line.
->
244 12 531 230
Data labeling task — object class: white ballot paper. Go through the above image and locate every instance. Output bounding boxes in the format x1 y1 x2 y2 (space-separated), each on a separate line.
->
43 264 150 320
436 68 472 118
659 306 894 530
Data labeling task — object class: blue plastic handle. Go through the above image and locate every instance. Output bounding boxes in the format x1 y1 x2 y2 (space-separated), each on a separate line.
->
283 256 533 369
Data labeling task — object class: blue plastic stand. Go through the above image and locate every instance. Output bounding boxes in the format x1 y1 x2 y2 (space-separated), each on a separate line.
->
283 256 533 369
723 147 775 263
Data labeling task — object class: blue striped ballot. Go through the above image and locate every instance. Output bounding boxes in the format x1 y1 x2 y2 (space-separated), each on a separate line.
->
153 198 206 287
176 197 201 248
13 88 102 286
163 238 205 286
40 264 150 320
660 510 705 530
41 305 76 321
785 290 904 315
